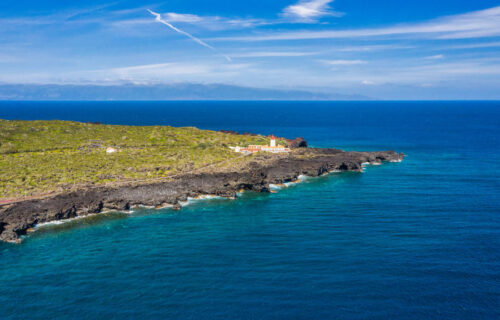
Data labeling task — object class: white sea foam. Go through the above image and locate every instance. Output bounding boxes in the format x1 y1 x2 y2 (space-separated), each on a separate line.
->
195 195 227 200
103 209 135 214
155 204 174 209
35 208 137 229
35 213 97 228
269 184 284 190
390 159 403 163
36 220 66 227
361 161 384 172
135 205 155 209
179 195 231 207
270 177 305 190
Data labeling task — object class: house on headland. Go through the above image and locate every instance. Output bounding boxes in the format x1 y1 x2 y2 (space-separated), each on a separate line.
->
230 135 291 154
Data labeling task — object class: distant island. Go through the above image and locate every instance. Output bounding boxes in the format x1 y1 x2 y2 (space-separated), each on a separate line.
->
0 83 369 101
0 119 403 243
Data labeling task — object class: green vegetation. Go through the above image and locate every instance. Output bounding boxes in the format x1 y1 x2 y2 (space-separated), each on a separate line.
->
0 119 272 199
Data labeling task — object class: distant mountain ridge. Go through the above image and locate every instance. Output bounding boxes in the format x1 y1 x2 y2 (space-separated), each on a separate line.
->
0 83 368 101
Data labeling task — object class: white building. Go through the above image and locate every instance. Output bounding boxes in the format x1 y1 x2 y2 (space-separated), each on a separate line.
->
231 135 290 154
270 135 276 147
106 147 118 154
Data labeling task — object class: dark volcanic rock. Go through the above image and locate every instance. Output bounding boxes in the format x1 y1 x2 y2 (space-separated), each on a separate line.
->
287 137 308 148
0 148 403 243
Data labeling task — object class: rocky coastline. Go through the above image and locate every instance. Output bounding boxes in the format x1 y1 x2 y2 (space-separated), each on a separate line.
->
0 148 404 243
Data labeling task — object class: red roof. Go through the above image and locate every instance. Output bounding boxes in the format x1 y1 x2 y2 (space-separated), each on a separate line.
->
270 135 276 139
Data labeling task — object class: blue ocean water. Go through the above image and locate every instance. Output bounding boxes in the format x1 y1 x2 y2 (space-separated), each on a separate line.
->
0 101 499 319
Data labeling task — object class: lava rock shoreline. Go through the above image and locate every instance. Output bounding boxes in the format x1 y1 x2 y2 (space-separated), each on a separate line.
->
0 148 403 243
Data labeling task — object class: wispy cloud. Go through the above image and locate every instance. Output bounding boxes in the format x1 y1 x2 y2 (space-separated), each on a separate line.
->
162 12 204 23
111 62 211 77
443 41 500 50
1 2 500 99
424 54 444 60
231 51 319 58
114 11 271 31
317 58 500 87
92 61 251 84
0 5 267 34
0 3 118 27
162 14 271 30
282 0 343 22
148 9 232 62
336 45 415 52
322 60 367 65
0 61 253 85
213 6 500 41
139 2 343 30
148 10 214 50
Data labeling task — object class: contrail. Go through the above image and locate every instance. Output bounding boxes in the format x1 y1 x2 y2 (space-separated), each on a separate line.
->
148 9 231 62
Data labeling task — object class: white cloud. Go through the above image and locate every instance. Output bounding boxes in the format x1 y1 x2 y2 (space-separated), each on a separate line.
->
231 51 319 58
159 13 269 29
148 9 232 62
282 0 343 22
213 5 500 41
323 60 366 65
0 6 269 34
114 11 271 31
424 54 444 59
336 45 415 52
326 60 500 87
102 62 248 79
0 4 119 27
163 13 203 23
0 60 259 85
444 41 500 50
148 10 215 50
111 62 211 77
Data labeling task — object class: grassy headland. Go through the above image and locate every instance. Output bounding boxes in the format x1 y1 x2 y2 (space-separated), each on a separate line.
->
0 119 281 200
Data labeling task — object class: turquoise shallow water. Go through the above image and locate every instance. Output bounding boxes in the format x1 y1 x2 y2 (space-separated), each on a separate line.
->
0 101 499 319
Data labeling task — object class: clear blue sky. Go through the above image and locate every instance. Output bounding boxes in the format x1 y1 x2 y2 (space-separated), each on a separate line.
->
1 0 500 99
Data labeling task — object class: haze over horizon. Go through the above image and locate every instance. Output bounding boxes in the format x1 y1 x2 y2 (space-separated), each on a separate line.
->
1 0 500 100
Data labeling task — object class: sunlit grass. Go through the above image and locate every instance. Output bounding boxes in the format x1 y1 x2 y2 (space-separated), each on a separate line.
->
0 119 276 199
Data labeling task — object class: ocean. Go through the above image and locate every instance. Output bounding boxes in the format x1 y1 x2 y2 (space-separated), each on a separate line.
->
0 101 499 319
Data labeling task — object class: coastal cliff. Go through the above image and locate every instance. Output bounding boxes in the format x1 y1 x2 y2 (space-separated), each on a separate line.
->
0 148 403 243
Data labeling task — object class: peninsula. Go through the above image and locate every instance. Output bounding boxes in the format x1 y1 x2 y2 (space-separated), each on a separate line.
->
0 119 404 243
